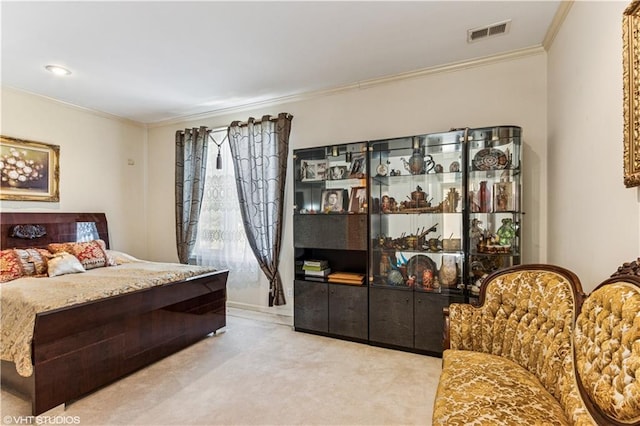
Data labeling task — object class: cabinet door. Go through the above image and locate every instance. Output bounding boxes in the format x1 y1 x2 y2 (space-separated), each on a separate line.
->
294 280 328 333
328 284 368 340
414 294 464 354
369 287 413 348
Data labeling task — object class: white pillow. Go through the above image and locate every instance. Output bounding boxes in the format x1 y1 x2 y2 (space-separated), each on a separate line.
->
47 252 86 277
105 249 141 265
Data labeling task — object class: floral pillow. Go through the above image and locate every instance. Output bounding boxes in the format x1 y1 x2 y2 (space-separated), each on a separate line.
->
48 239 116 270
0 249 24 283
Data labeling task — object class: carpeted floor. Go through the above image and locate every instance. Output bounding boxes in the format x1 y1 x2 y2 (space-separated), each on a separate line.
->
1 308 442 425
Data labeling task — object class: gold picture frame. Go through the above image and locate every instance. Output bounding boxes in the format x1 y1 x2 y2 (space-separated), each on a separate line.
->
0 136 60 201
623 1 640 187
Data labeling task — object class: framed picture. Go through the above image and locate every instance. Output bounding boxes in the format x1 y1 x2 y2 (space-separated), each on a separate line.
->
493 181 515 212
328 165 348 180
0 136 60 202
348 186 367 213
300 159 327 182
349 154 366 178
321 189 346 213
623 1 640 187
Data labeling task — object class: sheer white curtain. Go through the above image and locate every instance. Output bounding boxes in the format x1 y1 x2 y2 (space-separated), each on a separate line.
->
193 128 259 288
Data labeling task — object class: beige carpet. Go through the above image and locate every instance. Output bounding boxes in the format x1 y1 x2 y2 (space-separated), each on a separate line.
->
1 308 442 425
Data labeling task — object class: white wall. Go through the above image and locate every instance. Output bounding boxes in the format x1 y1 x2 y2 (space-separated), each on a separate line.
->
0 87 148 257
547 1 639 292
147 53 548 315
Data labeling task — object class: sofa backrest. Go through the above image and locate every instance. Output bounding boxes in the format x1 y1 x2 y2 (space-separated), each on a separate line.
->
574 275 640 425
473 265 585 402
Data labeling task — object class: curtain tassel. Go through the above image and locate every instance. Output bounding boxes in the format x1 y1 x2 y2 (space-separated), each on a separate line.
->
209 133 228 170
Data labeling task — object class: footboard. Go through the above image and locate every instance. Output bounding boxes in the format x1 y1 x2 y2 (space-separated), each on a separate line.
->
3 269 228 415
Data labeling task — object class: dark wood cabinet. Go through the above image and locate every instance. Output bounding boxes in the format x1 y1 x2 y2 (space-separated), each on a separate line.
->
414 293 464 353
369 287 413 348
293 280 328 333
328 284 367 340
293 142 369 343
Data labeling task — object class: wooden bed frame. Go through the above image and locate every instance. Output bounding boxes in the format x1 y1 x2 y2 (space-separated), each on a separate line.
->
0 212 229 415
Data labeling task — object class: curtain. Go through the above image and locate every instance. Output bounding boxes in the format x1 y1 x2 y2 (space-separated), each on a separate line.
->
175 126 209 264
193 129 259 291
228 113 293 306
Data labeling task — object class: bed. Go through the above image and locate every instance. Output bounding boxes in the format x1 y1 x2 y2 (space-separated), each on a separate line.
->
0 212 229 415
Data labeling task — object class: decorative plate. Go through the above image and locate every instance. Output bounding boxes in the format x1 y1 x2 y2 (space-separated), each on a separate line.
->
472 148 508 171
376 163 388 177
406 254 437 285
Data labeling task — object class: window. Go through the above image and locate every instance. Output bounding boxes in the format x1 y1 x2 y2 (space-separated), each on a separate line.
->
192 128 259 288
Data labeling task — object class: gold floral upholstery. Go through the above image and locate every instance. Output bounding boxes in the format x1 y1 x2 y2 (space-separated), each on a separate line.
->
574 279 640 424
434 350 571 425
434 266 596 425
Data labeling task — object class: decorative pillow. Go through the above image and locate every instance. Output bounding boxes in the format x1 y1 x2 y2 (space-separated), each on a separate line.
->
0 249 24 283
13 248 51 276
48 239 116 270
105 249 140 265
47 252 86 277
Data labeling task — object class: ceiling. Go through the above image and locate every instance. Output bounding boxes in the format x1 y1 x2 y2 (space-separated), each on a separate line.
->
1 1 563 125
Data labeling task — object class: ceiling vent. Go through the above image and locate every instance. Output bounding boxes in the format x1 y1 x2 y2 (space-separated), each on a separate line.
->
467 20 511 43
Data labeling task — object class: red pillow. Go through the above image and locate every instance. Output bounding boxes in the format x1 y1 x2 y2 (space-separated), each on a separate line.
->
48 239 115 270
0 249 24 283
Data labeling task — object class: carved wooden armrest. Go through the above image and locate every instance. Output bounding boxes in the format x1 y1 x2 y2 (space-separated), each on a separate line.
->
442 306 451 350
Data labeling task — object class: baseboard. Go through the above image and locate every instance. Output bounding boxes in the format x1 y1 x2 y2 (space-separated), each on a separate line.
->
226 301 293 326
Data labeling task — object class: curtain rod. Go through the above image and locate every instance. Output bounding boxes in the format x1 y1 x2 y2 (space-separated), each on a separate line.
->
230 112 293 128
177 113 292 132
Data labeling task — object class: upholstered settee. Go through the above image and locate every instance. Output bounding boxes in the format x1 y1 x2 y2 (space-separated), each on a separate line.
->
433 264 640 425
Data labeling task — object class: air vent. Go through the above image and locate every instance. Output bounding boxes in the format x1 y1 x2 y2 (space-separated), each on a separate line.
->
468 20 511 43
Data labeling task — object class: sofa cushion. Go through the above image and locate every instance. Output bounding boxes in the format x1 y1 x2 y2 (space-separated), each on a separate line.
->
574 280 640 424
433 349 571 425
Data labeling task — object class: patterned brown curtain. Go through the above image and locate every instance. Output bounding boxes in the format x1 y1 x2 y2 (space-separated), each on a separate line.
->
227 113 293 306
175 126 210 264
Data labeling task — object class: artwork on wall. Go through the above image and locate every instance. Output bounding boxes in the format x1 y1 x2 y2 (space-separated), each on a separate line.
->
0 136 60 202
623 0 640 187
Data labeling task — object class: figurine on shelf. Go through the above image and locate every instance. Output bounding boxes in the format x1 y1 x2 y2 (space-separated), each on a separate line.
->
443 188 460 213
470 218 484 251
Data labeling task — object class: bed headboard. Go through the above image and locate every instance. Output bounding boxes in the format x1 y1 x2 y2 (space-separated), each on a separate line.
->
0 213 110 250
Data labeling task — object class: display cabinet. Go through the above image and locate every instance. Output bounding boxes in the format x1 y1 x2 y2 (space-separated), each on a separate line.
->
292 126 522 356
368 130 467 354
465 126 522 299
292 142 369 341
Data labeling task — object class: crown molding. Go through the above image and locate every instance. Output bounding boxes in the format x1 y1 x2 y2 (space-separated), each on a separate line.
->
543 0 574 50
148 45 546 129
1 85 147 128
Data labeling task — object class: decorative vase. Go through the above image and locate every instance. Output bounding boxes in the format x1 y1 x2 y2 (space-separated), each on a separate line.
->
497 218 516 247
479 181 491 213
439 255 458 288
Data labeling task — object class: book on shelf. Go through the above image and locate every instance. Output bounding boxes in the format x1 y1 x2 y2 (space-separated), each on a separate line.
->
304 268 331 277
327 272 365 285
302 259 329 271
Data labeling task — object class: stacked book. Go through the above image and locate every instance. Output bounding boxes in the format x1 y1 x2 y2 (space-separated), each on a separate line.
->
303 259 330 278
328 272 365 285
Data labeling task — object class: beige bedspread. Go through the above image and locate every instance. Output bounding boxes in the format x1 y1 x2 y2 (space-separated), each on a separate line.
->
1 259 217 377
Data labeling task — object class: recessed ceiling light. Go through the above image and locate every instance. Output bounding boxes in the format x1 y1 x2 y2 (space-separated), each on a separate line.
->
45 65 72 76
